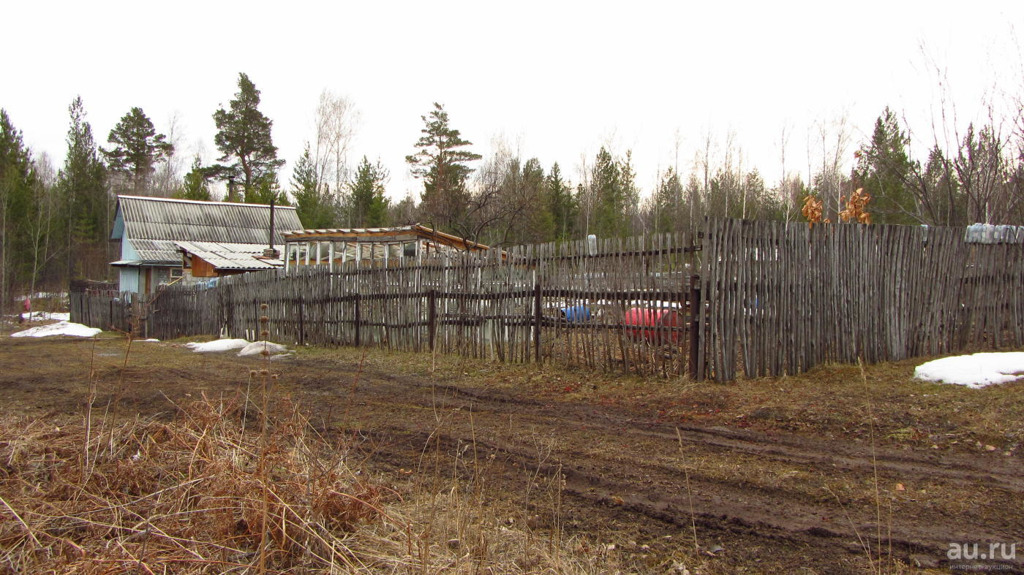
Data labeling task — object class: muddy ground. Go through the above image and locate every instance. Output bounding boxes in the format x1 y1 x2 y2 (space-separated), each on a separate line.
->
0 333 1022 573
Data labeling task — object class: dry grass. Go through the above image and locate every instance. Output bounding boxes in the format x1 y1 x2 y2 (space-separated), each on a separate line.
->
0 387 389 573
0 392 621 574
0 336 630 574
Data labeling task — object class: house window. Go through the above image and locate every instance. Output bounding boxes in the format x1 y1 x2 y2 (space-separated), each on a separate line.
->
153 268 171 288
169 268 184 280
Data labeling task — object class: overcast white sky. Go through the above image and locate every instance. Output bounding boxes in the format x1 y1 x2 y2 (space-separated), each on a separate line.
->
2 1 1022 201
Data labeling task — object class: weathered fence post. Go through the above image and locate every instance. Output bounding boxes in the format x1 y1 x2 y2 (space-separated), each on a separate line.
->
533 281 542 363
688 274 702 380
252 298 259 342
428 289 437 352
298 295 305 346
354 293 361 347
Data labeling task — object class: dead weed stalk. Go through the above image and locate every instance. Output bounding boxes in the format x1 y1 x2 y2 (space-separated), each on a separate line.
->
0 393 391 574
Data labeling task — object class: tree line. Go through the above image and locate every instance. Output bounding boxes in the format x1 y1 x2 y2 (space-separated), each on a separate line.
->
2 72 1023 311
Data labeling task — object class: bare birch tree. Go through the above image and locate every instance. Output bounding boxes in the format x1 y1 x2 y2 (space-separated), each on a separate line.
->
312 89 358 222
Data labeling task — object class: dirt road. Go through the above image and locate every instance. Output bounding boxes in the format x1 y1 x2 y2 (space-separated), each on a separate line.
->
295 361 1023 573
1 336 1021 573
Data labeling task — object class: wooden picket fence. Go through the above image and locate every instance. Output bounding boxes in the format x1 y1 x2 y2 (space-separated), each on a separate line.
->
70 220 1024 381
698 219 1024 380
74 233 701 378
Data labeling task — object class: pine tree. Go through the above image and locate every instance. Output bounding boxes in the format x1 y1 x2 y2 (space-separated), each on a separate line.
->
246 174 287 206
589 147 637 238
854 108 917 224
291 145 334 228
495 157 550 245
652 167 684 234
56 97 108 280
0 109 38 312
212 73 285 202
103 107 173 196
176 156 212 201
348 156 390 228
545 162 577 240
405 102 481 233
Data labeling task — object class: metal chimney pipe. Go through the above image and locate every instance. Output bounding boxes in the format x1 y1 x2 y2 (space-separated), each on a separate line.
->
269 197 276 250
264 197 280 258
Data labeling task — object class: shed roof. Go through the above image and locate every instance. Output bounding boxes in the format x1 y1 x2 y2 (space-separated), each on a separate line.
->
176 241 284 271
112 195 303 265
283 224 490 251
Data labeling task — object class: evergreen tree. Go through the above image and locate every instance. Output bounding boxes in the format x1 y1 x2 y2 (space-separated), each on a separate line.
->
388 193 418 226
914 146 964 226
516 157 552 243
103 107 173 195
212 73 285 201
56 97 109 280
472 155 550 246
854 108 917 224
954 124 1011 224
741 170 785 221
651 167 683 234
348 156 390 228
545 162 577 240
290 144 334 228
405 102 481 233
175 156 212 201
588 147 637 238
0 110 38 311
246 174 287 205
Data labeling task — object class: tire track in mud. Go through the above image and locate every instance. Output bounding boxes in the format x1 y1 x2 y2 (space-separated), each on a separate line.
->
345 369 1024 492
362 419 1009 564
301 366 1024 569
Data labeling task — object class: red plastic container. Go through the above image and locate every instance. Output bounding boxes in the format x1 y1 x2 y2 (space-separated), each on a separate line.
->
623 308 683 344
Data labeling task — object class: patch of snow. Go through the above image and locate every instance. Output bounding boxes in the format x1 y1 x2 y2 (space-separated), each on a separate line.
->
185 339 250 353
138 338 160 343
11 321 101 338
914 352 1024 388
238 341 290 357
15 311 70 322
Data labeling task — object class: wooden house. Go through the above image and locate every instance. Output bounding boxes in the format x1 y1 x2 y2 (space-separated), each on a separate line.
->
110 195 302 294
283 225 491 272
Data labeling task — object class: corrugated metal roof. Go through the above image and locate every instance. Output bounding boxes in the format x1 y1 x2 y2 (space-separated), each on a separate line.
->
113 195 303 246
125 239 181 265
176 241 284 271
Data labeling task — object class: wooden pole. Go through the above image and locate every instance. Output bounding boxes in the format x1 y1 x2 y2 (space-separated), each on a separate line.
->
533 281 542 363
354 293 361 347
688 274 701 380
428 289 437 353
298 295 305 345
